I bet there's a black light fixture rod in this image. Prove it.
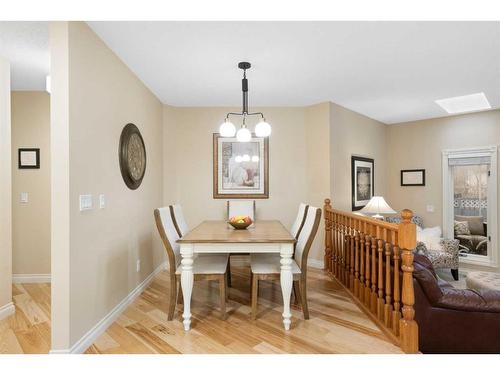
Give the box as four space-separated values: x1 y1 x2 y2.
242 70 248 114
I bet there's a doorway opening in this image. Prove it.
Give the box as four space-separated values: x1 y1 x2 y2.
442 146 498 267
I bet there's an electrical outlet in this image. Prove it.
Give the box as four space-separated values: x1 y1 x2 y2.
136 260 141 273
426 205 435 213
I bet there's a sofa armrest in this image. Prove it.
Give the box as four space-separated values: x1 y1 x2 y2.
436 288 500 313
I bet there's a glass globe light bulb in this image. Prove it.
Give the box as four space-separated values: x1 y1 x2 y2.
251 155 259 162
235 155 242 163
255 120 271 137
236 127 251 142
242 154 250 162
219 120 236 137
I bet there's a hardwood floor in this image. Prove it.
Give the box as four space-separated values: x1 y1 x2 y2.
85 263 402 354
0 263 403 354
0 283 51 354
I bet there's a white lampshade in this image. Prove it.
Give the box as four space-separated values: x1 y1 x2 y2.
360 196 396 218
219 120 236 137
255 120 271 137
236 127 251 142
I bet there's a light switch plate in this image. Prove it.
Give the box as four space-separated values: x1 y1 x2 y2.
426 205 435 213
79 194 93 211
20 192 28 203
99 194 105 209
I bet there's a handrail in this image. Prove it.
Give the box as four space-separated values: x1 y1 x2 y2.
323 198 418 353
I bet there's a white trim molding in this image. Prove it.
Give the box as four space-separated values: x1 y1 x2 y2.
442 145 498 268
49 261 167 354
0 302 15 321
12 274 51 284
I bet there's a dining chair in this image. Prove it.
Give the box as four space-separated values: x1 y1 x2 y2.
291 203 309 239
170 203 189 237
249 206 322 320
154 207 229 320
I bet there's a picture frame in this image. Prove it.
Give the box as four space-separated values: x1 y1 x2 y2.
213 133 269 199
351 156 374 211
401 169 425 186
18 148 40 169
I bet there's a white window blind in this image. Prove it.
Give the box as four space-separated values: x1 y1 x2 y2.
448 156 491 166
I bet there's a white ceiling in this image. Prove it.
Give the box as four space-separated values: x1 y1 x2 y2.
2 21 500 124
0 21 49 91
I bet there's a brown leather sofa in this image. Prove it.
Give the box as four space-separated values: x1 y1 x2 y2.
413 254 500 353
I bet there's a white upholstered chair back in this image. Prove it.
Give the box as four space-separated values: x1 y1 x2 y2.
170 203 189 237
294 206 321 269
227 200 256 227
155 207 181 269
290 203 308 239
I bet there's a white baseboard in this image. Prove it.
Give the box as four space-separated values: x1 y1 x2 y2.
0 302 15 321
50 261 167 354
308 259 324 269
13 274 51 284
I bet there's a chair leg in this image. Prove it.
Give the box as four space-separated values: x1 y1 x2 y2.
225 272 229 301
251 273 259 320
177 277 183 305
293 280 302 307
168 276 177 321
219 275 226 320
292 281 300 305
227 258 232 287
299 278 309 320
451 268 459 281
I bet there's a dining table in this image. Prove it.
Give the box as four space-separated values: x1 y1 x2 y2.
177 220 296 331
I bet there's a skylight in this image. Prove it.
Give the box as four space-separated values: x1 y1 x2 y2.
435 92 491 114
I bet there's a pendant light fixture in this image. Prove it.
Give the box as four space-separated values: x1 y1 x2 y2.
219 62 271 142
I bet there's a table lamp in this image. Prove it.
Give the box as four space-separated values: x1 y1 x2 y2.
360 196 396 219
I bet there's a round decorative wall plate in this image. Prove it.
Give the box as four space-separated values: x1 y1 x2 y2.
119 123 147 190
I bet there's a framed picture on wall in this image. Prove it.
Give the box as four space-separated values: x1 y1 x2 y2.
18 148 40 169
401 169 425 186
213 133 269 199
351 156 374 211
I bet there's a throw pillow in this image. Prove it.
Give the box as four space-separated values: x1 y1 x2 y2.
454 220 471 236
455 215 484 236
417 226 443 251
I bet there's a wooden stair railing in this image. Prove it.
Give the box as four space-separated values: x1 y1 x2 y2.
323 198 418 353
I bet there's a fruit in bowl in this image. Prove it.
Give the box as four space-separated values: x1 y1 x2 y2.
228 215 253 229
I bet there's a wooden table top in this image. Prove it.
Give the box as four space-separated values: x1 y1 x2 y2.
177 220 296 244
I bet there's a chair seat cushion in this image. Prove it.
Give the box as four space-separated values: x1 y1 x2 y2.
175 254 229 275
250 254 301 275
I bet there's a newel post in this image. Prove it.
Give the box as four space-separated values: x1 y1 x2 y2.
324 199 333 272
397 209 419 353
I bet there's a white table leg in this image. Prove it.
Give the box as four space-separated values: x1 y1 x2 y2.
180 244 194 331
280 243 294 330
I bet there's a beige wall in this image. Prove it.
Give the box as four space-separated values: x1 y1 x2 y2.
330 102 388 211
387 109 500 271
163 104 330 262
0 58 12 312
305 103 331 260
11 92 51 276
51 22 164 350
